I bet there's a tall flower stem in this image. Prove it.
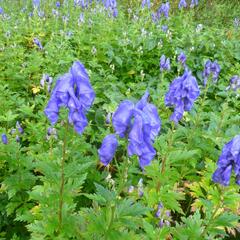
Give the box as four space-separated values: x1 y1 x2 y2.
58 122 68 231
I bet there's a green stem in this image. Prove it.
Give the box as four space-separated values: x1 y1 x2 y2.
58 122 68 231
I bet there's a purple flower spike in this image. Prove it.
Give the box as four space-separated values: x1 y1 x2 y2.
1 134 8 144
229 75 240 91
70 61 95 110
160 55 171 72
16 121 24 134
157 2 170 19
98 134 118 166
165 69 200 124
212 135 240 186
177 52 186 65
141 0 151 9
56 1 60 7
33 38 43 50
68 108 88 134
203 60 221 85
178 0 187 9
112 100 134 138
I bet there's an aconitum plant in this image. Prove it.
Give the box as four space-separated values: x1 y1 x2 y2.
157 2 170 19
160 55 170 72
212 135 240 186
165 69 200 123
44 61 95 134
178 0 187 9
229 75 240 91
177 52 186 66
142 0 151 9
99 91 161 168
1 134 8 144
202 60 221 86
33 38 43 50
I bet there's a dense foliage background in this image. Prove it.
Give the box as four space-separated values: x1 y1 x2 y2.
0 0 239 239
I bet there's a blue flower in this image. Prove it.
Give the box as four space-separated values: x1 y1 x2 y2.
203 60 221 85
32 0 40 8
1 134 8 144
142 0 151 9
98 134 118 166
112 100 135 138
70 61 95 110
177 52 186 65
44 61 95 135
178 0 187 9
157 2 170 19
161 25 168 33
229 75 240 91
160 55 170 72
212 135 240 186
33 38 43 50
16 121 24 134
0 7 4 15
165 69 200 123
190 0 198 8
56 1 61 7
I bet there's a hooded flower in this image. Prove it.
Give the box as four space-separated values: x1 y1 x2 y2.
56 1 61 7
0 7 4 14
212 135 240 186
157 2 170 19
190 0 199 8
229 75 240 91
178 0 187 9
98 134 118 166
44 61 95 135
165 69 200 123
160 55 170 72
203 60 221 85
112 100 134 138
33 0 40 8
33 38 43 50
1 134 8 144
70 61 95 110
142 0 151 9
177 52 186 65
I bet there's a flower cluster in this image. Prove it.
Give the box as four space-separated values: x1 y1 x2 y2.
98 91 161 169
40 74 53 92
202 60 221 86
178 0 187 9
44 61 95 135
155 203 171 228
212 135 240 186
229 75 240 91
33 38 43 50
157 2 170 19
177 52 186 66
160 55 170 72
103 0 118 17
165 69 200 123
141 0 151 9
190 0 199 8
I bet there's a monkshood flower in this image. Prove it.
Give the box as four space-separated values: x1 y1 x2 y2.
228 75 240 91
78 13 84 25
44 61 95 134
16 135 20 143
157 2 170 19
155 203 163 218
16 121 24 134
33 0 40 8
52 9 59 17
190 0 199 8
1 134 8 144
203 60 221 85
112 100 135 138
165 69 200 123
160 55 170 72
56 1 60 7
0 7 3 15
142 0 151 9
38 10 44 18
98 134 118 166
212 135 240 186
33 38 43 50
162 25 168 32
234 18 240 28
177 52 186 65
178 0 187 9
40 74 53 92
